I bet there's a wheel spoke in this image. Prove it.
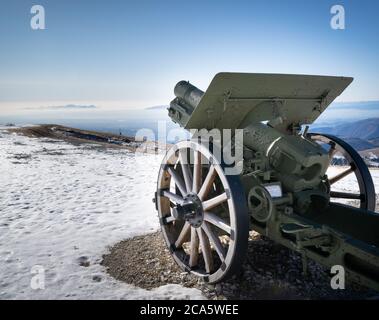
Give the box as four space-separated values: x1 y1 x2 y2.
330 191 363 200
162 190 184 205
197 228 213 273
329 165 355 185
328 143 336 159
189 227 199 267
202 192 228 211
192 150 202 193
158 141 250 283
175 222 191 248
162 215 176 224
167 166 187 196
202 222 225 262
179 149 193 193
203 211 232 234
198 165 217 201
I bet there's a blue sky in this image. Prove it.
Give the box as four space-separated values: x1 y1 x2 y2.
0 0 378 113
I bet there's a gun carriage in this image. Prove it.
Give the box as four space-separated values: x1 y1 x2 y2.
155 73 379 290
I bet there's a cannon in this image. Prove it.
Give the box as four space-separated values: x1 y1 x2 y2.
155 73 379 290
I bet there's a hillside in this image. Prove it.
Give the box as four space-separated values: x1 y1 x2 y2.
0 126 204 299
313 118 379 141
1 126 378 299
5 124 169 154
7 124 136 149
312 118 379 159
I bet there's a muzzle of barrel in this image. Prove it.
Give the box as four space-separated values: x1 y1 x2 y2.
174 80 204 111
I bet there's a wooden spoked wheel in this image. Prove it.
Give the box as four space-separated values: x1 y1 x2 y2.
309 133 376 211
156 140 249 283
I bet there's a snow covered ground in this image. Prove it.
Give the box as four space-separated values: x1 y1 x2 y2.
0 129 204 300
327 166 379 208
1 128 378 300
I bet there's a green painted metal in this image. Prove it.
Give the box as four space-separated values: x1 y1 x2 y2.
169 72 353 131
165 73 379 291
243 122 330 192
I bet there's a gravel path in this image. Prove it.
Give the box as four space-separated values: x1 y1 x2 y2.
102 231 378 300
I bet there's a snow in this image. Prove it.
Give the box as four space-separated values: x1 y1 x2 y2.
1 128 378 300
326 166 379 211
368 152 378 160
327 166 379 207
0 129 205 300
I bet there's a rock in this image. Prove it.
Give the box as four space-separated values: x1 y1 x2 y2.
77 256 90 267
100 231 377 300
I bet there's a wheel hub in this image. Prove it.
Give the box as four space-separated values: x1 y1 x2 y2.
172 193 204 228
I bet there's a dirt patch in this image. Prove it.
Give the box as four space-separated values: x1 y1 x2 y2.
8 125 136 150
7 125 169 154
102 232 196 290
102 231 377 300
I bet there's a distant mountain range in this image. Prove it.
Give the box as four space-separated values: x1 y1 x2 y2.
25 104 98 110
312 118 379 151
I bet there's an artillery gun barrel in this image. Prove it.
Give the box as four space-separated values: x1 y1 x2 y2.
174 80 204 111
243 122 330 192
168 81 205 126
160 73 379 290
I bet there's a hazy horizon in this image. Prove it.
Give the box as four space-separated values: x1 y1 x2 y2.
1 100 379 140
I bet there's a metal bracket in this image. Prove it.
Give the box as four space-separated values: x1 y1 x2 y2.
297 235 332 249
226 97 323 103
